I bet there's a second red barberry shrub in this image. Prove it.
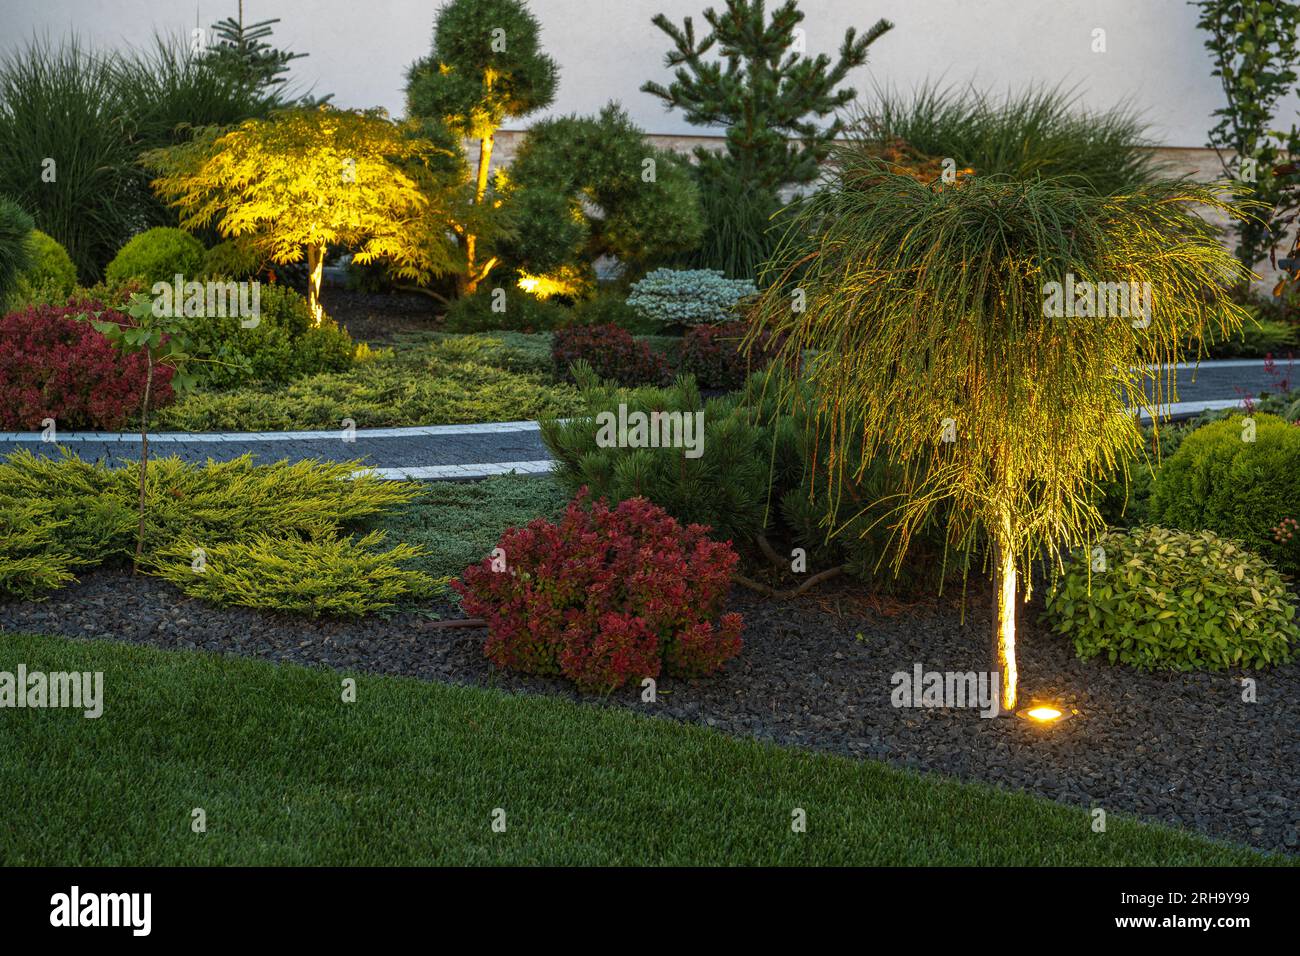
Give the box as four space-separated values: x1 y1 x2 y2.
681 319 787 391
454 490 743 693
552 323 672 387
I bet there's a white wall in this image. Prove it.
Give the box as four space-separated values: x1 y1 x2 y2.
2 0 1296 147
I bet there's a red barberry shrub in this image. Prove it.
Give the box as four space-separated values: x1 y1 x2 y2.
0 301 174 430
454 490 743 692
552 323 672 387
681 319 787 390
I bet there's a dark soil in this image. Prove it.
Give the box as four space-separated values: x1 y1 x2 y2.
325 289 444 344
2 570 1295 858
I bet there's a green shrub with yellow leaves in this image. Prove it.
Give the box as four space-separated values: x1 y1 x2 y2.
1045 525 1299 671
150 531 437 617
0 451 428 615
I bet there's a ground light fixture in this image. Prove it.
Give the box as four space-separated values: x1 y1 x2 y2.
1014 702 1075 724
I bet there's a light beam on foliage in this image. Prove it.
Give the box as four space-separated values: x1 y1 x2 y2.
143 106 460 324
750 150 1257 711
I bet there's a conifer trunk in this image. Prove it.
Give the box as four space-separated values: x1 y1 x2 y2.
991 510 1018 713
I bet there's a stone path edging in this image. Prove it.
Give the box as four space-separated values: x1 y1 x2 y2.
0 359 1291 479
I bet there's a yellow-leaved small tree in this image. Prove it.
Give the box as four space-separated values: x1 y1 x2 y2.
144 105 460 323
752 151 1256 712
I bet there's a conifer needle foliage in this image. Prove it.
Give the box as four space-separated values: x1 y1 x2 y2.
750 151 1256 707
0 451 428 615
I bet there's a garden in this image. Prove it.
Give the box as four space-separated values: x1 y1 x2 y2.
1 0 1300 873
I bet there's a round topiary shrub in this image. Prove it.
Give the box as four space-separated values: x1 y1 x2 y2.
0 301 174 430
0 197 35 307
552 323 672 387
1045 525 1298 670
185 284 355 389
105 227 206 288
454 491 743 693
626 268 757 328
1149 413 1300 573
8 230 77 307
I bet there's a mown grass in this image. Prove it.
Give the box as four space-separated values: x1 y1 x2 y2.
0 632 1285 866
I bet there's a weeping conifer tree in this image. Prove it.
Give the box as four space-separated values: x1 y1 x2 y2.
749 151 1255 711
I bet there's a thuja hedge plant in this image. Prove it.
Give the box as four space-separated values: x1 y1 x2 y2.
1149 413 1300 574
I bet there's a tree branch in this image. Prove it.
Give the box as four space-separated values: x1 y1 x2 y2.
732 565 843 600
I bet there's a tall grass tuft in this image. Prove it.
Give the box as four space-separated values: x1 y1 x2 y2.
854 83 1167 195
0 38 138 281
682 164 791 281
0 34 268 281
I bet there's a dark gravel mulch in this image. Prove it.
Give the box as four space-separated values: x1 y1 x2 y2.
325 289 444 343
2 570 1295 857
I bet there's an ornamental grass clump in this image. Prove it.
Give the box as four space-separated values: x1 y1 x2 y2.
750 147 1255 710
1045 526 1298 670
454 491 743 693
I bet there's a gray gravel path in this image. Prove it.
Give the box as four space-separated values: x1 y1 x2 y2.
0 361 1290 475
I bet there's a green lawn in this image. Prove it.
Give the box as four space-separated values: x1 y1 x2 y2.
0 632 1285 866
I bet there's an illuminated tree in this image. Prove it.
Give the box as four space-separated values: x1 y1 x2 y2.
751 151 1254 711
144 106 459 323
405 0 558 294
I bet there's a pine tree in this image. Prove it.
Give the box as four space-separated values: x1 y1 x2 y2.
642 0 893 195
405 0 558 294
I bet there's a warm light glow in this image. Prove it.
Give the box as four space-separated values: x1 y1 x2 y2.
516 271 582 299
1025 706 1062 722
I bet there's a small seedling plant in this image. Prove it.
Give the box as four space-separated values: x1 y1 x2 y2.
79 293 233 569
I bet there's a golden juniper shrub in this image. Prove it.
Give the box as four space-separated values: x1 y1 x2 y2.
0 452 426 610
149 531 438 617
0 501 82 598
